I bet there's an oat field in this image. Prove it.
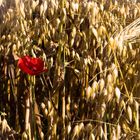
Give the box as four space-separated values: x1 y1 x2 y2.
0 0 140 139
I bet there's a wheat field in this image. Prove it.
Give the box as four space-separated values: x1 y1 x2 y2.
0 0 140 139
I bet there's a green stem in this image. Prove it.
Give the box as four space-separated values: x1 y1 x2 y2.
25 75 36 140
30 75 36 140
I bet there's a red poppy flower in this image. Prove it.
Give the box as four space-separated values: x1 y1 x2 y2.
18 56 47 75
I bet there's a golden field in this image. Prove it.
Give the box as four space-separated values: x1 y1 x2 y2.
0 0 140 139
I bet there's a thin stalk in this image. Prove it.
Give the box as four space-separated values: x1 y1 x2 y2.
62 43 66 140
62 88 65 140
30 75 36 140
113 51 130 98
25 75 36 140
25 91 31 140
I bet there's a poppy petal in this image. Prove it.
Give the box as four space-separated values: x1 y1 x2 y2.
18 58 35 75
18 56 47 75
31 57 44 71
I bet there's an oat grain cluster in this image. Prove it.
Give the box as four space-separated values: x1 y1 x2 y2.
0 0 140 139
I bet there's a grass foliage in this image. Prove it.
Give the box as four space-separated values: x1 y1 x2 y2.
0 0 140 139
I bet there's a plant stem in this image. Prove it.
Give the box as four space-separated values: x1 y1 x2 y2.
62 90 65 140
25 91 31 140
25 75 36 140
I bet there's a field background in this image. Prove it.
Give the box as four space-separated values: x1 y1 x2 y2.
0 0 140 139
